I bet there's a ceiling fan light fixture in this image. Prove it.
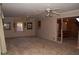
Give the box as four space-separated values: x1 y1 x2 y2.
46 8 52 12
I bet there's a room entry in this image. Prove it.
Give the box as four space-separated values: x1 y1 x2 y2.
57 17 79 47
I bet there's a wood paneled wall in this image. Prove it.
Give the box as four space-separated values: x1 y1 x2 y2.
57 16 79 38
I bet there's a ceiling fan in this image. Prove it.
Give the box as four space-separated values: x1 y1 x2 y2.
45 8 61 17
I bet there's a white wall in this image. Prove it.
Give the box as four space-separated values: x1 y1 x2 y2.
37 15 58 42
0 5 1 55
0 16 7 54
4 17 36 38
0 5 7 54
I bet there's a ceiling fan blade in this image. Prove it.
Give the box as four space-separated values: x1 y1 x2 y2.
52 11 60 14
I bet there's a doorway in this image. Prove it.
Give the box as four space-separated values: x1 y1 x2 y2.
57 17 79 47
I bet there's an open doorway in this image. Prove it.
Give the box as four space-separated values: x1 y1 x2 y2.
57 16 79 47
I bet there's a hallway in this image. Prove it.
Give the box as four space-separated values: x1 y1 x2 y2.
5 37 79 55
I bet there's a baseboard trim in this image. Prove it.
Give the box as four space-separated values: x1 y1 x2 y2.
5 36 36 39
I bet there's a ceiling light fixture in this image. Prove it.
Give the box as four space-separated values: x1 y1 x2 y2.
76 18 79 22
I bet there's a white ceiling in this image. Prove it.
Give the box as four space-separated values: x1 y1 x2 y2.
2 3 79 17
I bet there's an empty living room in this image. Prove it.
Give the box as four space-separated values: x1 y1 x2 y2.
0 3 79 55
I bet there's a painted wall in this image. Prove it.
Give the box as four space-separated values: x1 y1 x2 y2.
36 15 58 42
0 5 7 54
4 17 36 38
0 6 1 55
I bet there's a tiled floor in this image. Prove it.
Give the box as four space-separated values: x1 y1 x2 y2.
5 37 79 55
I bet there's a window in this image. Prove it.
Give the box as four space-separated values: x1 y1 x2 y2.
16 22 23 31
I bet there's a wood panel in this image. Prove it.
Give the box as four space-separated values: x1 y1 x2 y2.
57 17 79 38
